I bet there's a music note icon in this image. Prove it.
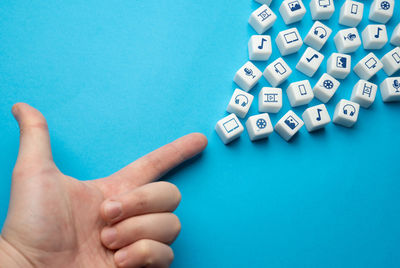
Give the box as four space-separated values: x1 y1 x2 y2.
258 38 267 49
316 108 322 121
375 27 382 38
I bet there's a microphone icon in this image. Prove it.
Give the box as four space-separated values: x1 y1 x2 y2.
393 79 400 93
244 68 256 79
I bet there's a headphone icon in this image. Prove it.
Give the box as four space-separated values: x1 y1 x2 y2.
235 94 249 107
343 104 356 116
313 26 327 39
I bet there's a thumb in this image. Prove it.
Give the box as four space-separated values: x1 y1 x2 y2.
12 103 54 170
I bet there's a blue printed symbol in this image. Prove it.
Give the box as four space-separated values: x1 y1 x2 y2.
393 79 400 93
288 1 301 11
234 94 249 107
256 119 267 129
362 83 373 97
223 118 239 133
365 57 378 69
244 68 256 79
258 9 271 21
380 1 390 10
319 0 331 7
284 115 299 130
264 93 278 103
323 80 334 89
336 56 347 68
343 104 356 117
274 62 287 75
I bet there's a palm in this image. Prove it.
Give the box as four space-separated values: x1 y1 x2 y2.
1 103 207 268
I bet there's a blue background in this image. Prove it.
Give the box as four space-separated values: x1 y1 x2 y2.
1 0 400 267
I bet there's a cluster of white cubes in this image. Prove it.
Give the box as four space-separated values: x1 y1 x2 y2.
215 0 400 145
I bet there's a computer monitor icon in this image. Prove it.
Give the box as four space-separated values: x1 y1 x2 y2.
319 0 330 7
365 58 377 69
223 118 239 134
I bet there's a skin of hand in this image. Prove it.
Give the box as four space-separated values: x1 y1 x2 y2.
0 103 207 268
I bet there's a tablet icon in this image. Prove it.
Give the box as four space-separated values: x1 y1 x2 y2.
223 118 239 133
284 31 299 44
274 62 287 75
365 57 377 69
392 52 400 64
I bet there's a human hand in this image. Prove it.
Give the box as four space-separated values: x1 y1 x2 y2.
0 103 207 268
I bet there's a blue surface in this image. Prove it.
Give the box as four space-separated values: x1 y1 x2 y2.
1 0 400 267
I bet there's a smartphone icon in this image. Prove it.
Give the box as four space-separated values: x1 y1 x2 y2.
392 52 400 64
298 84 307 95
351 4 358 14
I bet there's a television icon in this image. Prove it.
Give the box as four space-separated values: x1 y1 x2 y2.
319 0 331 7
284 31 299 44
223 118 239 134
365 57 377 69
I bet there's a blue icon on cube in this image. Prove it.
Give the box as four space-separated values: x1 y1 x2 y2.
365 57 378 69
284 115 299 130
288 1 302 11
258 9 271 21
362 84 373 97
393 79 400 93
284 31 299 44
351 4 358 14
343 104 356 116
264 93 278 103
234 94 249 107
319 0 331 7
223 118 239 133
274 62 287 75
336 56 347 68
392 52 400 64
323 80 334 89
380 1 390 10
256 119 267 129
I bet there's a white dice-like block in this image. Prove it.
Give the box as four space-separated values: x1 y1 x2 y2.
327 53 352 79
286 80 314 107
274 110 304 141
353 52 383 80
279 0 306 25
255 0 272 6
258 87 283 113
333 99 360 128
350 80 378 108
304 21 332 51
361 25 388 50
215 114 244 144
233 61 262 92
296 47 324 77
339 1 364 27
226 89 254 118
248 35 272 61
380 77 400 102
302 104 331 132
245 113 274 141
381 47 400 76
334 28 361 53
263 58 292 87
369 0 394 24
309 0 335 20
275 28 303 56
313 73 340 103
249 5 277 34
390 23 400 46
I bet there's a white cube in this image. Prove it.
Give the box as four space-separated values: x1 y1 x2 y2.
279 0 307 25
296 47 324 77
369 0 394 24
353 52 383 80
380 77 400 102
334 28 361 53
274 110 304 141
286 80 314 107
215 114 244 144
333 99 360 128
258 87 283 113
361 25 388 50
304 21 332 51
275 28 303 56
226 89 254 119
381 46 400 76
327 53 352 79
263 58 292 87
233 61 262 92
302 104 331 132
248 35 272 61
339 1 364 27
309 0 335 20
255 0 272 5
245 113 274 141
350 80 378 108
390 23 400 46
313 73 341 103
249 5 277 34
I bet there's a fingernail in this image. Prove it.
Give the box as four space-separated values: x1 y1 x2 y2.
115 249 127 265
101 227 117 245
104 201 122 220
